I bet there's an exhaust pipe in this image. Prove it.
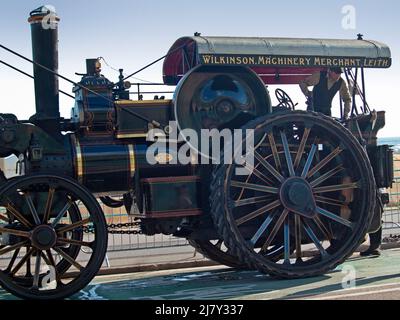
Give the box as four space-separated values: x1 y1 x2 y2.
28 6 60 135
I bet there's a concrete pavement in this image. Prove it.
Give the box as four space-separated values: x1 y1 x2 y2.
1 246 400 300
70 248 400 300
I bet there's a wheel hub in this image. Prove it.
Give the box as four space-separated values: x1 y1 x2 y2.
30 225 57 250
216 99 236 119
280 177 316 218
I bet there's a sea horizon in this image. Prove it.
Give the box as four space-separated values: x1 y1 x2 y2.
379 137 400 154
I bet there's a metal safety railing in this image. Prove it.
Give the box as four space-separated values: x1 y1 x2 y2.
103 205 188 253
383 157 400 233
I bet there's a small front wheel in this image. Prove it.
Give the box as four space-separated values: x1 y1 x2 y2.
0 175 108 300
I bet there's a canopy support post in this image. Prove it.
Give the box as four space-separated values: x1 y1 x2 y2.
352 68 359 115
361 67 367 113
340 96 344 119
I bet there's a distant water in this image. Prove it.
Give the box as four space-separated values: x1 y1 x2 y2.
378 137 400 154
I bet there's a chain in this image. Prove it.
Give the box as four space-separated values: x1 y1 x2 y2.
82 221 143 235
383 234 400 243
107 222 143 235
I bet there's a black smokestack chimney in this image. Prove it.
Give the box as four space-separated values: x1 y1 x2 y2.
28 5 60 135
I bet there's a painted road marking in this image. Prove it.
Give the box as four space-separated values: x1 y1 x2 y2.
286 281 400 300
306 287 400 300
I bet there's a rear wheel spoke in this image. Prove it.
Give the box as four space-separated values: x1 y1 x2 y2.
250 211 276 246
280 131 295 177
283 218 291 264
310 165 345 188
313 216 334 241
294 127 311 170
261 209 289 252
303 219 329 258
316 206 354 229
294 215 302 261
244 163 275 186
254 151 285 182
236 200 281 226
301 144 317 178
307 147 342 178
313 182 359 194
230 180 279 194
268 133 282 171
315 195 347 207
234 195 273 208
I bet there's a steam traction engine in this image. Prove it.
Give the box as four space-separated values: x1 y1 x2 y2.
0 7 394 299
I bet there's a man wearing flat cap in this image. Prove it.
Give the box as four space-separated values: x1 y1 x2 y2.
300 67 352 119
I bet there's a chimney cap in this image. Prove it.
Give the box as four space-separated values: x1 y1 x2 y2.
28 5 59 23
30 5 57 17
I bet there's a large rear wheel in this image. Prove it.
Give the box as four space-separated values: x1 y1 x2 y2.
211 111 376 278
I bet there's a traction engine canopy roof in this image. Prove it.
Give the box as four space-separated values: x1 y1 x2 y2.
163 36 392 85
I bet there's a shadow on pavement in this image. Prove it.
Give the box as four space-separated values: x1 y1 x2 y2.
283 273 400 299
70 267 334 300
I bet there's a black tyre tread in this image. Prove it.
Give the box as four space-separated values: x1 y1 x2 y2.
188 239 250 269
210 110 376 279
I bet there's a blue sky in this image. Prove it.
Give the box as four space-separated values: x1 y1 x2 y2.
0 0 399 136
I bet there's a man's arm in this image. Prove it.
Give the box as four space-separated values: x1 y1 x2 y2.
299 72 320 97
340 80 352 119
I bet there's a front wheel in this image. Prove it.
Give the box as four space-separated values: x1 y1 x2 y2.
0 175 108 300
